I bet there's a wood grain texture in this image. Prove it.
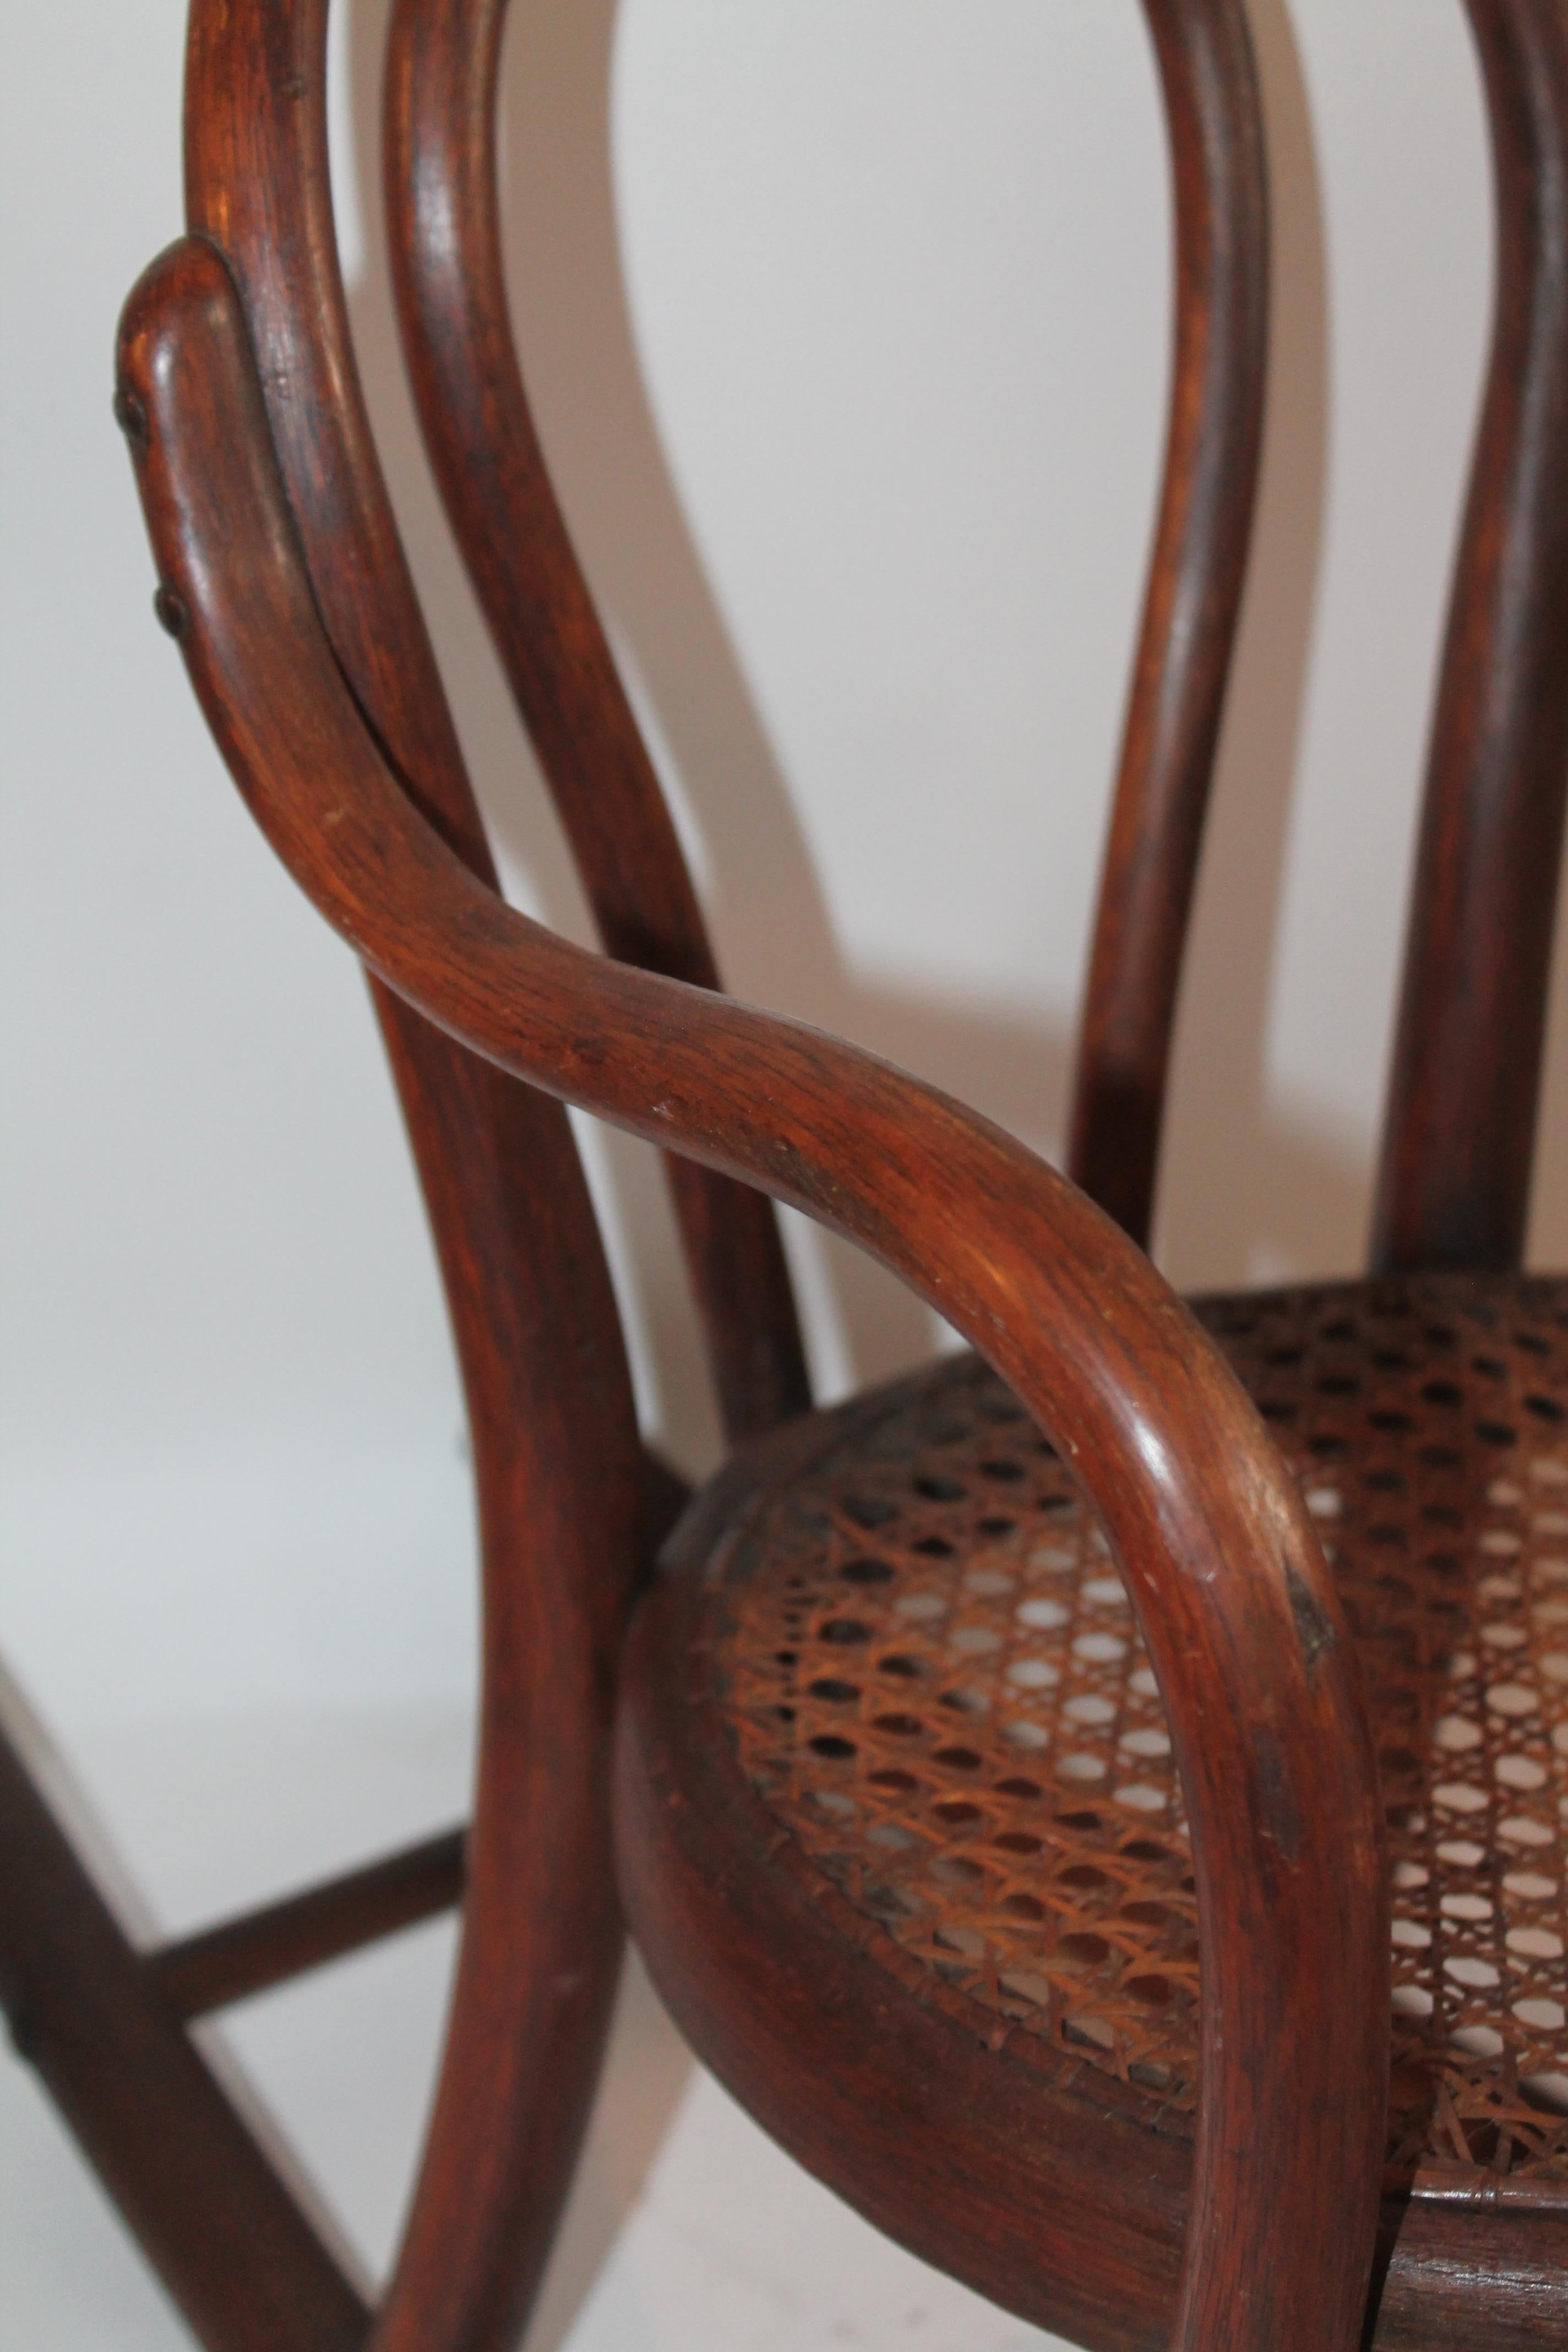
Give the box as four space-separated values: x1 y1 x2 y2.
617 1390 1568 2350
618 1395 1190 2352
1367 2197 1568 2350
1068 0 1268 1248
178 10 646 2347
384 0 810 1443
0 1721 370 2352
117 232 1390 2352
147 1828 466 2022
1374 0 1568 1275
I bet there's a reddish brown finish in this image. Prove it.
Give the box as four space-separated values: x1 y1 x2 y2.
1367 2198 1568 2351
384 0 809 1443
0 1722 370 2352
43 1 1568 2344
116 233 1389 2352
182 9 646 2348
1069 0 1268 1248
618 1392 1191 2352
1375 0 1568 1275
621 1272 1568 2349
10 10 696 2348
665 1281 1568 2184
148 1828 466 2022
617 1362 1568 2350
366 1017 638 2352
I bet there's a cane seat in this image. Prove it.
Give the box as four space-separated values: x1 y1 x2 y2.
619 1268 1568 2346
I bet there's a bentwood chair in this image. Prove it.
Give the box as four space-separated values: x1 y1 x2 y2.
7 0 1568 2346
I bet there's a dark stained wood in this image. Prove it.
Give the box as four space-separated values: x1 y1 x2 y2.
70 2 1568 2342
1368 2196 1568 2351
179 12 647 2349
617 1387 1568 2351
639 1445 694 1565
148 1828 466 2021
1374 0 1568 1275
0 1719 370 2352
364 1007 639 2352
1 9 700 2346
1069 0 1268 1248
617 1391 1190 2352
116 233 1390 2351
383 0 810 1444
184 0 484 873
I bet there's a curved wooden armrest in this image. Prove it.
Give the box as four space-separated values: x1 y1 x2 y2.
117 235 1387 2352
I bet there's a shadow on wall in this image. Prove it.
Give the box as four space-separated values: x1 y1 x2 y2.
342 0 1394 1483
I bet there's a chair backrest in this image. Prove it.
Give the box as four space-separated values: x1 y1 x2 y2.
382 0 1275 1284
183 0 808 1453
1370 0 1568 1272
186 0 1568 1484
242 0 1568 1327
1082 0 1568 1275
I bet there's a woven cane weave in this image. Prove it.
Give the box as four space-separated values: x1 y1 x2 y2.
710 1272 1568 2187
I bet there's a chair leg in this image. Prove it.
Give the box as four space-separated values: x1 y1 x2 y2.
148 1826 467 2020
0 1719 371 2352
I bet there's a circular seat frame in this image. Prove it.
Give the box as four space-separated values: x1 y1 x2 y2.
619 1271 1568 2351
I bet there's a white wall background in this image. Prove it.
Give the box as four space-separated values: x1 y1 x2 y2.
3 3 1563 2343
